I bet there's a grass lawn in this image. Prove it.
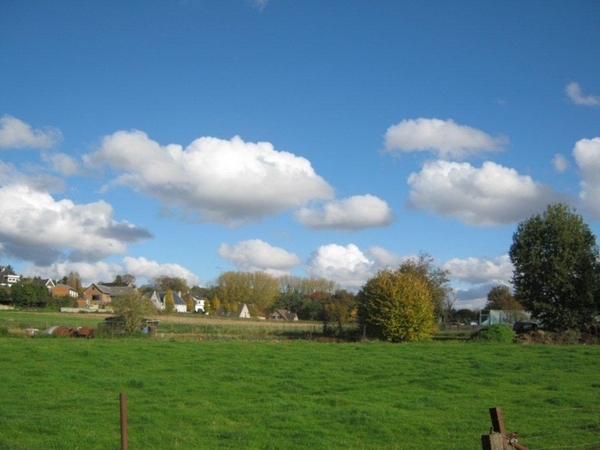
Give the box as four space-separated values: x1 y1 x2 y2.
1 338 599 449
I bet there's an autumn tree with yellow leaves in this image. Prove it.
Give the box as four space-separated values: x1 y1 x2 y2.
357 269 437 342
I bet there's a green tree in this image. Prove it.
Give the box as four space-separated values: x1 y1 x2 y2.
322 291 356 335
509 203 600 331
113 274 136 286
0 286 11 305
484 285 523 311
122 274 136 286
154 276 189 293
272 290 304 313
66 272 83 294
9 283 27 307
278 275 337 296
297 296 324 320
48 295 77 309
357 269 437 342
397 253 453 322
215 271 279 312
112 293 157 335
10 283 50 308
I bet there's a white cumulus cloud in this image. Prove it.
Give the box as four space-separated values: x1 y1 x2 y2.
306 243 376 289
443 255 513 286
444 254 514 310
22 261 124 287
0 160 65 193
407 160 568 226
21 257 199 287
83 130 334 226
364 246 405 268
573 137 600 218
0 184 152 265
566 82 600 107
294 195 395 231
42 152 83 176
123 256 200 287
0 115 63 149
218 239 301 275
384 118 507 159
552 154 569 173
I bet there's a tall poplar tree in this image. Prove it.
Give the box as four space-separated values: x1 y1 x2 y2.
509 204 600 331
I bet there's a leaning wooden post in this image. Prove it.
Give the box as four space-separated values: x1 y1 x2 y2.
120 392 128 450
481 433 504 450
482 407 529 450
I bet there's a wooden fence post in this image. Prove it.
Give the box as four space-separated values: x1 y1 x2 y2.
120 392 128 450
481 433 504 450
481 407 529 450
489 407 510 450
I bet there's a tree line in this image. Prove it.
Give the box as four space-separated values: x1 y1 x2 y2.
2 203 599 341
356 203 600 342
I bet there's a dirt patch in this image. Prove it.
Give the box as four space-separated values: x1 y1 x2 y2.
517 329 598 345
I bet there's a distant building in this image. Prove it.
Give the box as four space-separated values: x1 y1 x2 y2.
53 284 78 298
270 309 298 321
0 267 19 287
234 303 251 318
32 278 56 292
83 283 136 307
150 291 188 313
479 309 530 326
182 292 206 313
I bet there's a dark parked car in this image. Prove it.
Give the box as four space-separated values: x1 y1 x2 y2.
513 322 538 333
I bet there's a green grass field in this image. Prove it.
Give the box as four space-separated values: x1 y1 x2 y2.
1 336 599 449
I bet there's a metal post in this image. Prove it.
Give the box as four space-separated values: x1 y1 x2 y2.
120 393 128 450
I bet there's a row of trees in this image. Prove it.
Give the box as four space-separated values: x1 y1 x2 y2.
0 283 76 309
356 203 600 342
4 203 597 340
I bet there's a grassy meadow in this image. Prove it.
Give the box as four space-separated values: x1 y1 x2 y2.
1 331 600 449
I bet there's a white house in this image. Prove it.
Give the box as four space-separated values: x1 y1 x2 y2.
182 292 206 313
270 309 298 321
150 291 188 313
235 303 251 319
0 267 19 287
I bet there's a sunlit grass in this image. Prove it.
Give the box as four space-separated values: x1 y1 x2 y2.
0 339 599 449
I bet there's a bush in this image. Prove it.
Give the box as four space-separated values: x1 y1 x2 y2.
470 324 514 343
357 269 437 342
47 296 78 309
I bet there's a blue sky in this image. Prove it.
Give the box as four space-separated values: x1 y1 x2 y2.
1 0 599 308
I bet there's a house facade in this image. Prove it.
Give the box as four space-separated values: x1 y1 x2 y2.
53 284 78 298
235 303 251 318
150 291 188 313
181 292 206 313
32 278 56 292
0 267 19 287
270 309 298 321
83 283 136 306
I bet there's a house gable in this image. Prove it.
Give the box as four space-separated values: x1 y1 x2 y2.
235 303 251 318
270 309 298 321
83 284 136 304
151 290 188 313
